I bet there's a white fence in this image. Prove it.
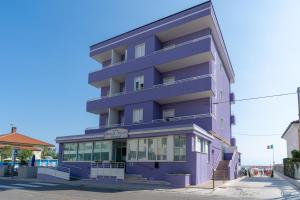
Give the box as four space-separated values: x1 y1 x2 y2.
38 166 70 180
90 162 125 180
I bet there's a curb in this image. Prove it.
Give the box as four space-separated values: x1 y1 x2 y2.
0 176 172 191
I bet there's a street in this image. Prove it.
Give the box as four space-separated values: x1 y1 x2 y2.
0 174 299 200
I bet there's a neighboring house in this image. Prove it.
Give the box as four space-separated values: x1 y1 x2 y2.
0 127 54 160
56 1 240 186
282 120 300 158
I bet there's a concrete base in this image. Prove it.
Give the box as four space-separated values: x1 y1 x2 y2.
0 166 8 177
18 166 37 178
165 173 191 187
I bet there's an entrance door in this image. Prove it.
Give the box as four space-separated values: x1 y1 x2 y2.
113 141 127 162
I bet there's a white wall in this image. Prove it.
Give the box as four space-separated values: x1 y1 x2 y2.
283 124 299 158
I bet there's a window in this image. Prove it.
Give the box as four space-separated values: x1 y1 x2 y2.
157 137 167 160
63 143 78 161
93 141 111 161
134 76 144 91
162 109 175 120
138 138 147 160
135 43 145 58
127 139 138 161
148 138 157 160
195 137 201 152
163 76 175 85
221 118 224 129
201 139 209 154
220 91 223 101
174 136 186 161
77 142 93 161
133 108 143 123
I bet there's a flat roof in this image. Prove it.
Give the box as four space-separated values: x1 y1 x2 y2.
90 1 211 49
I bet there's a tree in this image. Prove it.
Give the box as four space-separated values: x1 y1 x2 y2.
0 146 12 161
41 147 57 159
17 150 32 165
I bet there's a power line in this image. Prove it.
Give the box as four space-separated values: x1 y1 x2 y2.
214 92 296 104
233 133 282 136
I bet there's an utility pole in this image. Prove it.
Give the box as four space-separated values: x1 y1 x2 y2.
297 87 300 154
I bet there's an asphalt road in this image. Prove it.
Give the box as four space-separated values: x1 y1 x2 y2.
0 178 249 200
0 175 298 200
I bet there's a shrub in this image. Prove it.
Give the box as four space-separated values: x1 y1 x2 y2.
292 150 300 159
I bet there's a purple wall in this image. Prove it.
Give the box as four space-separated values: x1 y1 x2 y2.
210 40 232 143
161 98 210 117
162 62 209 81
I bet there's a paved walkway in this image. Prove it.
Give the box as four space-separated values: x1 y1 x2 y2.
213 174 300 199
1 174 300 199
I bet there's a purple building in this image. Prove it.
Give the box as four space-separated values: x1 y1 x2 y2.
56 1 240 187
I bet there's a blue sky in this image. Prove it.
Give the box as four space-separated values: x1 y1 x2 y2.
0 0 299 165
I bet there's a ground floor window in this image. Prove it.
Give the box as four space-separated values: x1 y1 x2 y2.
78 142 93 161
127 139 138 161
127 136 176 162
195 136 209 154
157 137 167 160
63 143 78 161
174 136 186 161
93 141 111 161
138 138 147 160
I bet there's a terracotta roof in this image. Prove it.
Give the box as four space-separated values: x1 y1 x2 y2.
0 145 41 151
0 128 54 147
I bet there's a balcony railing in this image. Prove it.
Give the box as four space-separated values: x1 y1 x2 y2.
86 113 211 131
89 34 212 73
88 74 212 102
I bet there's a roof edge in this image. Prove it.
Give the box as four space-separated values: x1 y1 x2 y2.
89 1 211 49
281 120 299 139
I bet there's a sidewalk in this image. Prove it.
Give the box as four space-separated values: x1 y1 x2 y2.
275 171 300 189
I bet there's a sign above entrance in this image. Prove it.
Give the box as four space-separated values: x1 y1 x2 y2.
104 128 128 139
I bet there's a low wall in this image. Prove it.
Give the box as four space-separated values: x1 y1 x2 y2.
18 167 37 178
165 174 191 187
37 167 70 180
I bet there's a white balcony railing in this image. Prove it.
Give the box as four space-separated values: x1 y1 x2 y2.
86 113 211 131
88 74 212 102
89 34 212 73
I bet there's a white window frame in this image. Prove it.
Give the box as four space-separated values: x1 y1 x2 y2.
133 108 143 123
134 75 144 91
135 43 145 58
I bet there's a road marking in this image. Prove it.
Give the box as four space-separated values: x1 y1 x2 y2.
13 183 42 188
0 184 22 189
33 182 59 186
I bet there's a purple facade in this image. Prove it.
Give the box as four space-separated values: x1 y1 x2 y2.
56 1 240 187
